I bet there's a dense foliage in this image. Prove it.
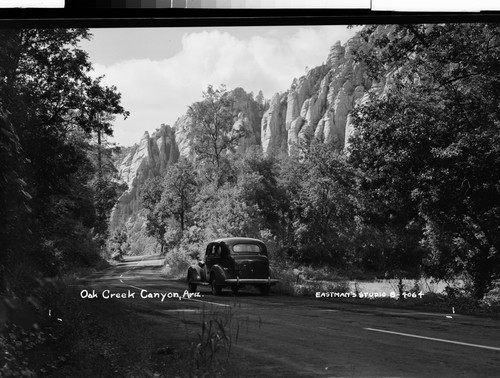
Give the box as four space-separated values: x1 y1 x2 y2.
0 29 128 295
187 85 250 187
349 23 500 298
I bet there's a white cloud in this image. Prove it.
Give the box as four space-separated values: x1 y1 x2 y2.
91 26 359 146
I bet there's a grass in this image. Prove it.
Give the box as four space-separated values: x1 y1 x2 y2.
2 274 183 377
184 304 244 377
273 267 351 296
2 271 251 377
10 280 159 377
271 265 500 316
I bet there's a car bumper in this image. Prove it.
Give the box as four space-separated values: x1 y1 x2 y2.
224 278 279 285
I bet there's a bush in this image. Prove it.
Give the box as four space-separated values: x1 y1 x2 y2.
294 280 351 297
272 269 298 296
480 281 500 310
163 242 203 279
444 285 480 312
273 266 351 297
188 306 238 373
123 214 160 256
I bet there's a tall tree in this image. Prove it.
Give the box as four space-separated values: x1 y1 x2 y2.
0 111 31 285
158 159 198 234
350 23 500 298
0 28 128 283
141 160 198 253
255 90 268 115
187 85 246 187
141 176 167 253
88 112 128 245
235 147 284 236
286 142 358 265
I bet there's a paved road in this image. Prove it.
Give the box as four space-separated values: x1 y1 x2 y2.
79 255 500 377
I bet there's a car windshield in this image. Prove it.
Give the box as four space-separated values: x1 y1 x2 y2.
232 243 262 255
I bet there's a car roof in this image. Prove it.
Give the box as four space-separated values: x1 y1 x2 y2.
212 237 264 245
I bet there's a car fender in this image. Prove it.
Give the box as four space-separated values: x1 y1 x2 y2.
188 265 204 282
210 265 228 285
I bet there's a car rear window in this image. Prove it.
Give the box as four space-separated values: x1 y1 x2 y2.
232 244 262 254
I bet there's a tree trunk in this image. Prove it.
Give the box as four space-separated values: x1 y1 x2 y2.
97 119 102 181
469 246 495 300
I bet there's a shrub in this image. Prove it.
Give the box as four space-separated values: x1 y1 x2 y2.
480 280 500 310
273 266 351 297
163 242 203 279
181 303 250 377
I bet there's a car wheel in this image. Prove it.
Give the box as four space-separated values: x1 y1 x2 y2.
211 279 222 296
259 285 270 296
187 274 197 293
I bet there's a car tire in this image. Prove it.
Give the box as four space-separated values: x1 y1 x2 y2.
187 274 197 293
259 285 270 296
211 279 222 296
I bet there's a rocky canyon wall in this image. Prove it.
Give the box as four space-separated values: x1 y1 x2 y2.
110 124 179 231
111 27 391 231
260 30 390 156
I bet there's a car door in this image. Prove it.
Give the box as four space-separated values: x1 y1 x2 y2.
204 243 216 278
202 243 213 281
206 243 222 281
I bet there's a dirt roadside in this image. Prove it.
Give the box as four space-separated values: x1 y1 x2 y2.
15 284 305 378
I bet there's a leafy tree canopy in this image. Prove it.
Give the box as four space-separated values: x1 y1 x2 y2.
0 28 129 288
350 23 500 298
187 84 247 187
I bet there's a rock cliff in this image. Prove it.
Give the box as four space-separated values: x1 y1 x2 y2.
260 29 389 156
110 124 179 231
173 114 193 158
261 92 288 155
230 87 262 152
112 27 392 230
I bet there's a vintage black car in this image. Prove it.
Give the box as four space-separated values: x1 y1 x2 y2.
187 237 279 295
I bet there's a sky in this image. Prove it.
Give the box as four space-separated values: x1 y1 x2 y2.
79 25 361 147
